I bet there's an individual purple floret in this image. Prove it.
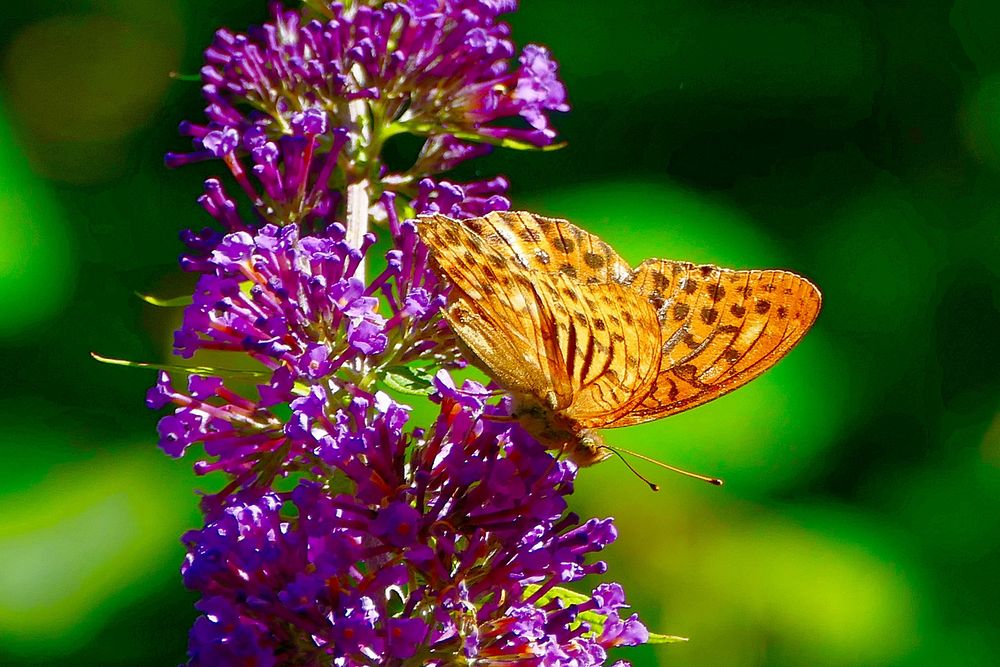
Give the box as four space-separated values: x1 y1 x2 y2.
181 374 646 665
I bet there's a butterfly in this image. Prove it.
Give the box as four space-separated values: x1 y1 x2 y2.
418 210 822 475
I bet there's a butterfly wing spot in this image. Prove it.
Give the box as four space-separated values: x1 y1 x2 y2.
559 264 578 278
700 307 719 325
651 271 670 292
674 364 700 381
755 299 771 314
731 304 746 317
666 378 679 400
673 303 690 321
518 227 543 243
707 283 726 301
552 237 575 253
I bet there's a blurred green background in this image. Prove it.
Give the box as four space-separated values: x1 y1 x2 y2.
1 0 997 664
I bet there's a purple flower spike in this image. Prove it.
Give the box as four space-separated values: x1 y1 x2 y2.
169 0 563 253
152 1 655 665
178 381 647 664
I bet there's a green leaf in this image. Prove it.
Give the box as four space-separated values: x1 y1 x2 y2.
381 365 436 395
647 632 689 644
169 72 201 83
90 353 270 380
136 291 192 307
527 584 590 606
391 122 567 152
523 584 687 644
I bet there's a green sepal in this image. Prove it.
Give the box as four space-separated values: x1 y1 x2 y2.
381 365 436 396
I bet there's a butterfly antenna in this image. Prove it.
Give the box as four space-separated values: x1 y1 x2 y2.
601 447 660 492
604 445 724 486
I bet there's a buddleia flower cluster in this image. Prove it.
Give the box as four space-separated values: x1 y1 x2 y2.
147 1 669 664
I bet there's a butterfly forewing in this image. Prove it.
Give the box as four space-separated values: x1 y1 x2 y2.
461 211 632 284
420 215 575 407
607 259 822 427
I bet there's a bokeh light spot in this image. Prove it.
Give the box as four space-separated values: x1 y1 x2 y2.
0 448 197 659
2 13 180 181
0 107 74 338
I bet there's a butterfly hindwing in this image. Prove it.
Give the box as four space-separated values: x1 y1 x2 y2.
532 271 662 427
606 259 822 427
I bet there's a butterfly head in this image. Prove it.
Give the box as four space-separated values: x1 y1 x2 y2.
509 394 611 467
568 429 613 467
516 416 611 467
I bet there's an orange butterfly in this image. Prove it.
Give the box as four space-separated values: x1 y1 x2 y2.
419 211 821 477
